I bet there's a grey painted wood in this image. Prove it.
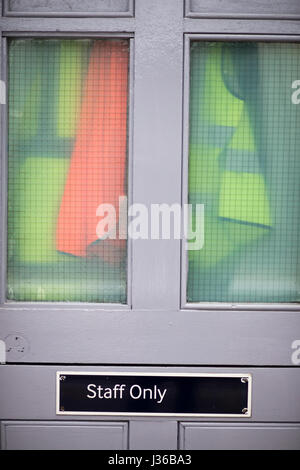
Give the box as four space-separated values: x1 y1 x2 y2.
185 0 300 19
179 423 300 450
4 0 134 17
0 365 300 423
183 19 300 35
1 421 128 450
1 15 300 36
131 0 183 310
129 420 178 450
0 18 136 32
1 308 300 365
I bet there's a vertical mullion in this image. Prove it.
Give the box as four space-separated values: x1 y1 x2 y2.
132 0 184 310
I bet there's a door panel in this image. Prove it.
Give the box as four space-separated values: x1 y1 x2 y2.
129 421 178 450
185 0 300 19
1 421 128 450
179 423 300 450
3 0 134 17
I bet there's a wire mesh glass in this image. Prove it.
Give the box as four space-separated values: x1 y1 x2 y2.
7 38 129 303
188 41 300 303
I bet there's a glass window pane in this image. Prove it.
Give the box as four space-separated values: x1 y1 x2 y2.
7 39 129 303
188 41 300 303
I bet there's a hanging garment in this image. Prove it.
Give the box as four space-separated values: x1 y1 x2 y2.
57 40 90 138
9 39 42 140
7 39 128 303
56 40 129 263
228 43 300 302
218 108 272 228
218 42 271 229
188 43 271 272
13 157 69 263
9 40 70 265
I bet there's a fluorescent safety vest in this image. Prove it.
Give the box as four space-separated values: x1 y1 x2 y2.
189 43 271 268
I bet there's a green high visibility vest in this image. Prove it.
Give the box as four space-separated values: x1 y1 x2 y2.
189 43 271 268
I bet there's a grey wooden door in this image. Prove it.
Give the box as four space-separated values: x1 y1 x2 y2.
0 0 300 450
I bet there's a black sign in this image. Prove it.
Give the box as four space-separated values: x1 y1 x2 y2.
57 372 251 417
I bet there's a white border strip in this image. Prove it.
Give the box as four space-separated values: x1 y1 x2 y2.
56 371 252 418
